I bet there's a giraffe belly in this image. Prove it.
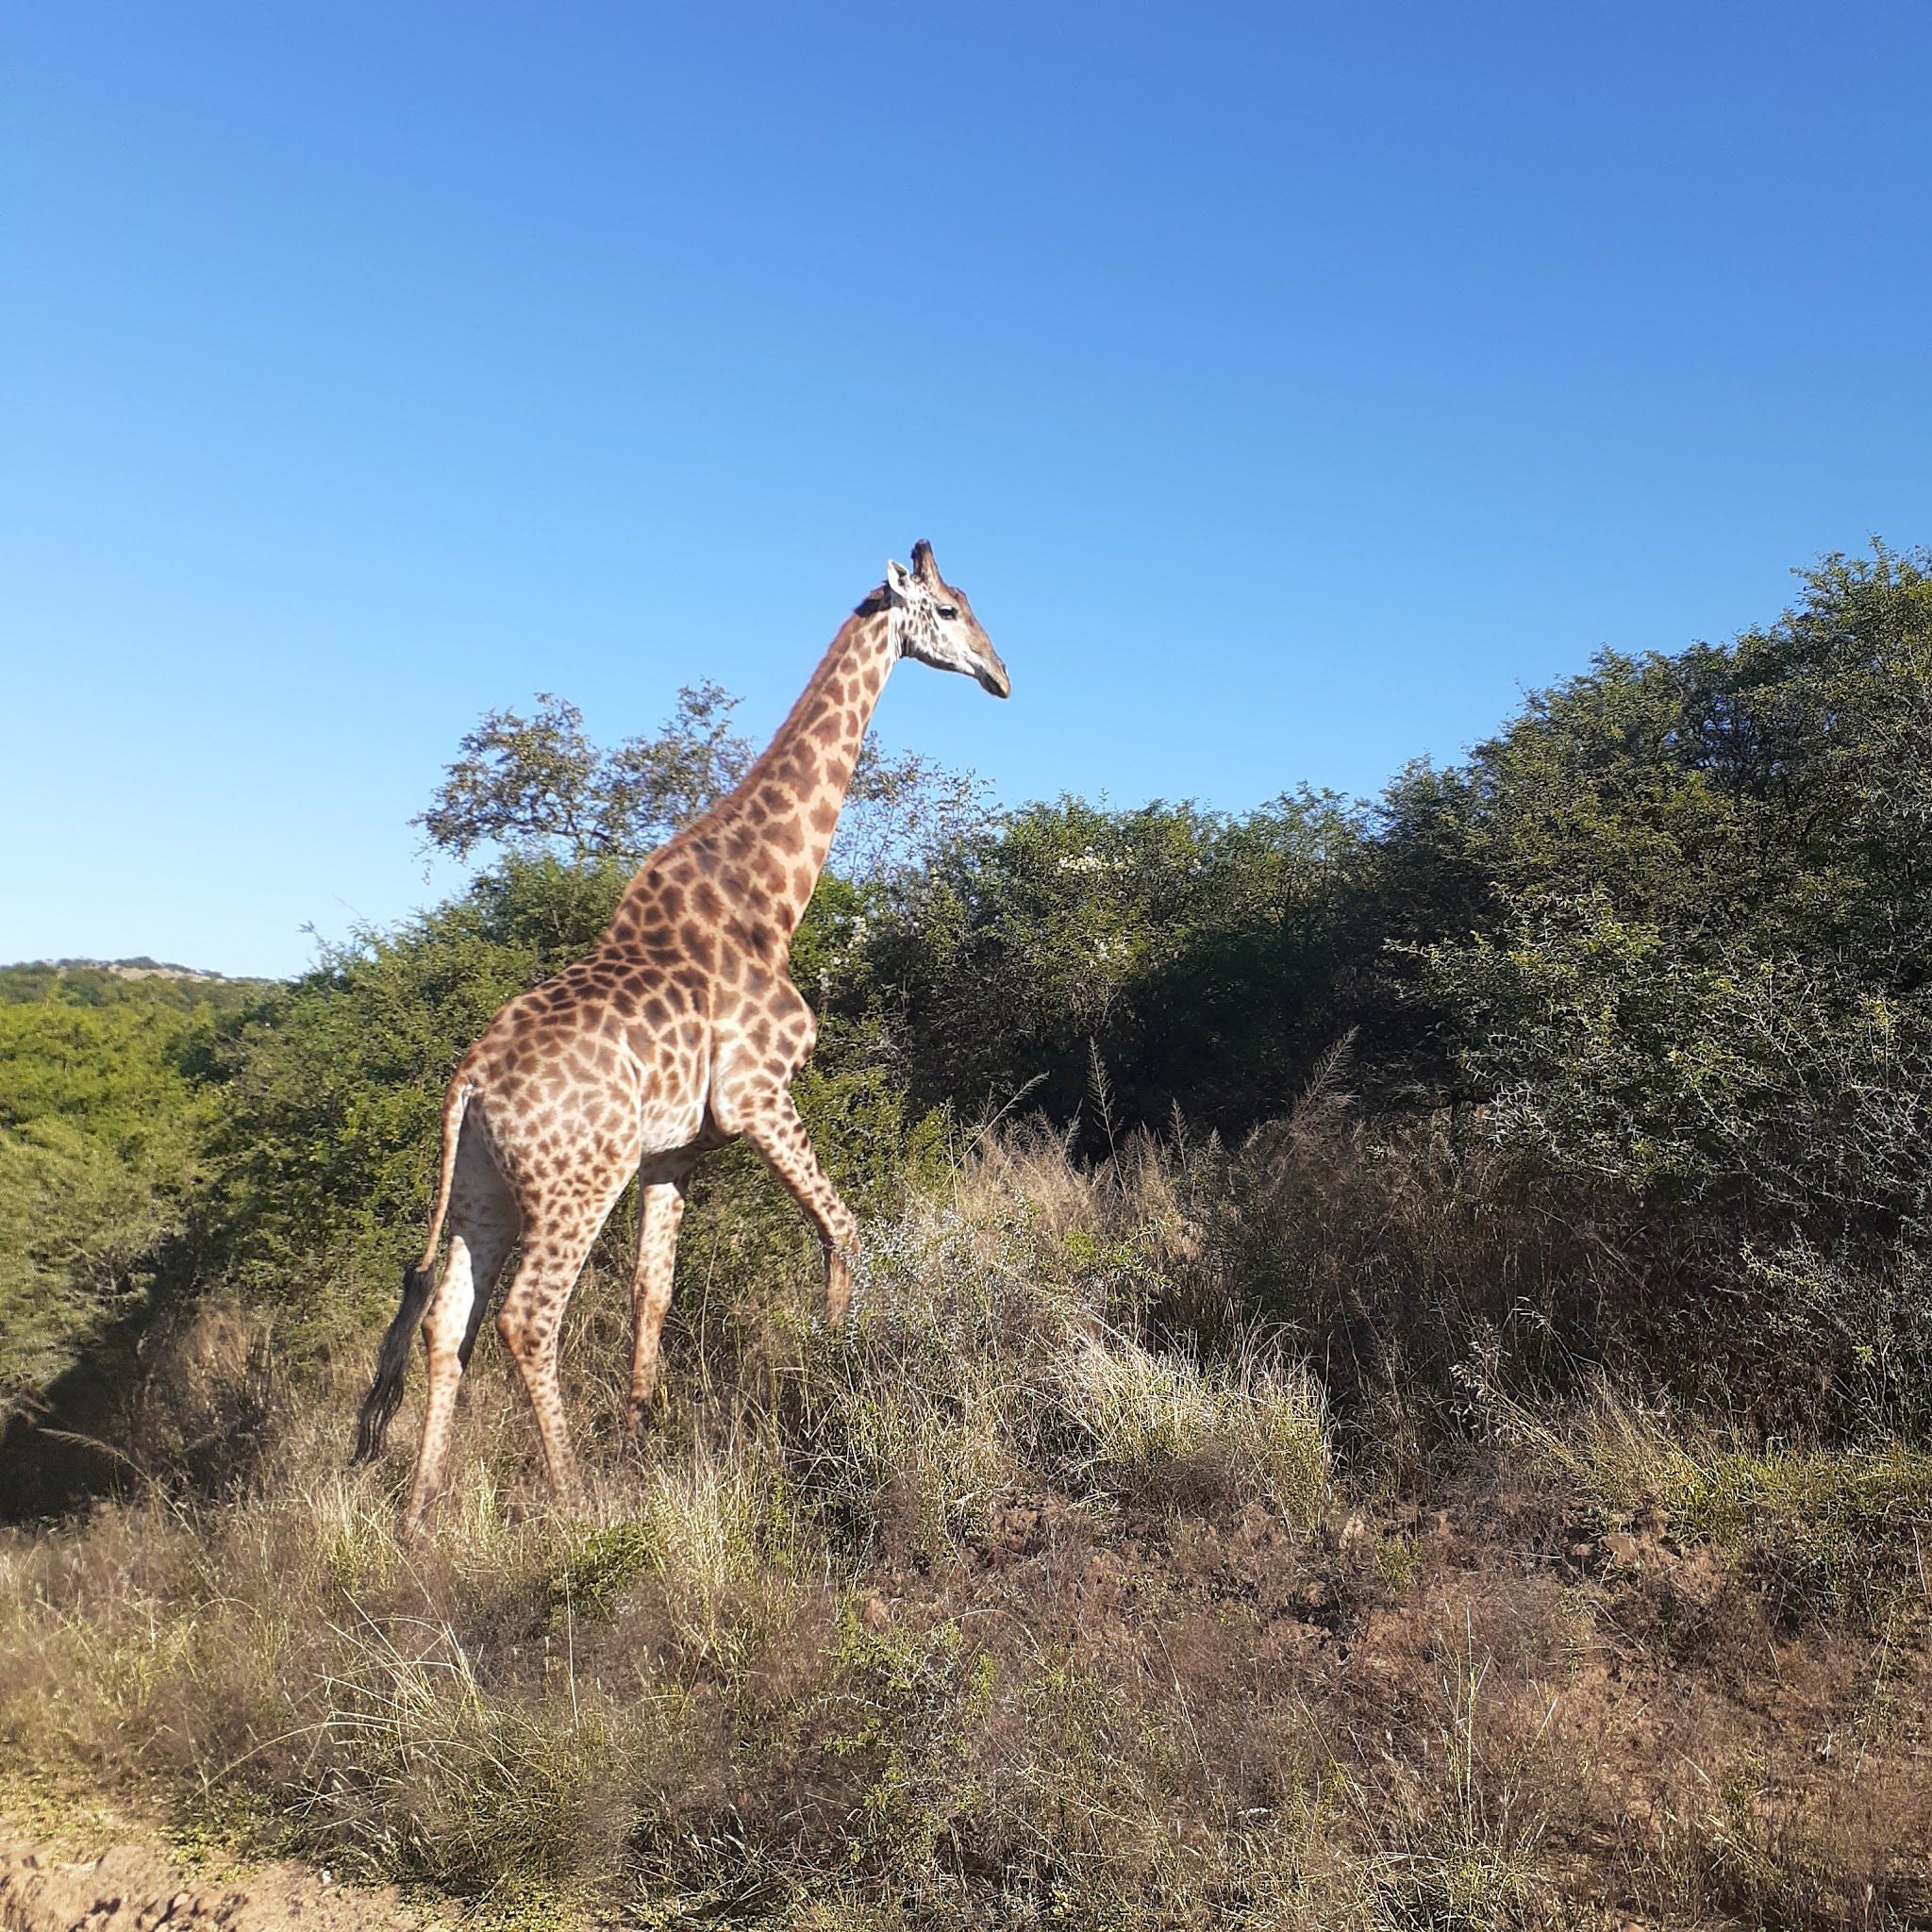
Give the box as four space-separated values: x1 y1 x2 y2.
637 1087 711 1157
624 1010 719 1156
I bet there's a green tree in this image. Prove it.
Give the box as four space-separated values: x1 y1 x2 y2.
0 997 225 1421
866 791 1378 1138
1418 544 1932 1216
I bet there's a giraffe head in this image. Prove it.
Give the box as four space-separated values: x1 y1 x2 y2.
883 540 1009 698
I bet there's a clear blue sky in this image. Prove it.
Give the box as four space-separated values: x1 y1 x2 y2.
5 3 1929 978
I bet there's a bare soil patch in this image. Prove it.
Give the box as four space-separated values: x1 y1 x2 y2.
0 1835 446 1932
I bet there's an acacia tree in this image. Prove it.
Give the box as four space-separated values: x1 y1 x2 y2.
416 683 989 879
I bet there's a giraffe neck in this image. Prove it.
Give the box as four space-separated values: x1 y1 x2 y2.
620 605 899 945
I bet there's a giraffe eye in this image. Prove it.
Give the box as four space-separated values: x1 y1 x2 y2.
938 605 958 620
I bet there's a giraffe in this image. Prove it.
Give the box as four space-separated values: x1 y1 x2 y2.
353 541 1008 1526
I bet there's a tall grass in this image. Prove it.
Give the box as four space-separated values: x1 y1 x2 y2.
3 1128 1928 1926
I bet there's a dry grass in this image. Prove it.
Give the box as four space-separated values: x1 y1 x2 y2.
1054 1328 1330 1527
3 1132 1930 1927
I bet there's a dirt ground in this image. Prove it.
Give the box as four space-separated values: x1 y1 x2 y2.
0 1837 446 1932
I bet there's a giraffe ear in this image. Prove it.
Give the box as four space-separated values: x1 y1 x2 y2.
884 559 913 602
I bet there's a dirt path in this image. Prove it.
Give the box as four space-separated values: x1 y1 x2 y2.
0 1838 448 1932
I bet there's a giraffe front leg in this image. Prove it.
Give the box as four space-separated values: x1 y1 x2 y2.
627 1154 695 1434
738 1087 859 1323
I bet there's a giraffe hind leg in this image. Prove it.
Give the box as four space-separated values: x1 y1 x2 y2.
395 1128 518 1528
495 1188 626 1510
354 1112 508 1470
627 1153 696 1434
404 1205 519 1527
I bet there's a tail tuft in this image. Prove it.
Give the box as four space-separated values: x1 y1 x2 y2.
353 1263 436 1463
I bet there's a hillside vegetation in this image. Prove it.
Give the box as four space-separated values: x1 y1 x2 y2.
2 546 1929 1926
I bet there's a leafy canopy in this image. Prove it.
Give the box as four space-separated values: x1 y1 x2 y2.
417 684 990 880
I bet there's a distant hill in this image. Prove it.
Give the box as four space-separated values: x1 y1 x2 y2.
0 958 283 1012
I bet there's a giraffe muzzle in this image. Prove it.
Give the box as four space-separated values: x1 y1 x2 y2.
974 652 1011 699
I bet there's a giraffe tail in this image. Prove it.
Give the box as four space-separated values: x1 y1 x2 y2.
353 1082 472 1464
